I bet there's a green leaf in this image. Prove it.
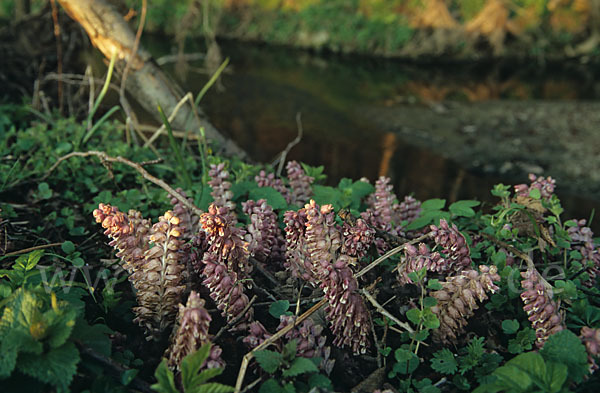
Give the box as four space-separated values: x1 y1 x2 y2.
248 187 288 210
311 185 343 210
269 300 290 319
151 359 178 393
24 250 44 271
449 200 480 217
37 182 53 199
421 199 446 211
282 340 297 361
17 342 80 393
308 373 332 390
529 188 541 199
431 348 458 375
394 348 419 374
545 361 568 393
423 297 437 308
426 279 443 290
61 241 75 255
539 330 589 383
254 349 284 373
406 308 421 325
501 319 519 335
282 357 319 377
189 382 235 393
231 180 256 200
506 351 546 385
491 365 532 391
259 379 284 393
181 344 212 389
46 309 77 348
194 368 224 386
121 369 138 386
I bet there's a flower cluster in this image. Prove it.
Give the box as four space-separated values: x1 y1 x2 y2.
130 211 186 340
242 321 272 349
304 200 371 354
283 209 313 281
580 327 600 373
243 199 280 262
397 195 422 225
286 161 313 205
93 203 151 274
361 177 402 254
169 188 199 240
430 265 500 344
167 291 224 370
208 163 236 212
520 269 564 348
568 219 600 287
341 217 375 259
397 243 446 285
277 315 335 374
94 205 186 339
429 219 472 273
255 170 290 202
514 173 556 200
197 204 253 324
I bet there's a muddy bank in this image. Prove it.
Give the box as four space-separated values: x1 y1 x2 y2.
364 100 600 200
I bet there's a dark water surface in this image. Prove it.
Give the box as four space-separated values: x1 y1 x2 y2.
149 39 600 231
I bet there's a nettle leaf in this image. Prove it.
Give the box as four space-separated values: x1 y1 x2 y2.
449 200 480 217
254 349 284 373
269 300 290 318
17 341 80 393
431 348 458 374
308 373 332 390
249 187 288 210
539 330 589 383
151 359 178 393
393 348 419 374
282 357 319 377
231 180 256 200
46 308 77 348
311 185 343 210
259 378 284 393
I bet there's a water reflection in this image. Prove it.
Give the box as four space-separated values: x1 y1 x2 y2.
151 39 599 231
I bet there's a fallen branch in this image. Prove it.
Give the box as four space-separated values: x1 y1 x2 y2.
2 242 63 257
43 151 202 217
360 288 414 333
275 112 303 177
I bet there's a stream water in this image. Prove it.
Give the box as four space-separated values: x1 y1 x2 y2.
149 39 600 231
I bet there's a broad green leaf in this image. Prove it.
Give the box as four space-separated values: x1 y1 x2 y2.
46 308 77 348
540 330 589 383
545 361 568 393
231 180 256 200
71 320 112 357
423 297 437 308
506 351 546 385
449 200 480 217
194 367 224 386
189 382 235 393
150 359 178 393
311 185 343 210
248 187 288 210
254 349 284 373
181 344 212 389
282 340 298 361
282 357 319 377
529 188 541 199
17 342 80 393
492 365 532 391
269 300 290 318
421 199 446 211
